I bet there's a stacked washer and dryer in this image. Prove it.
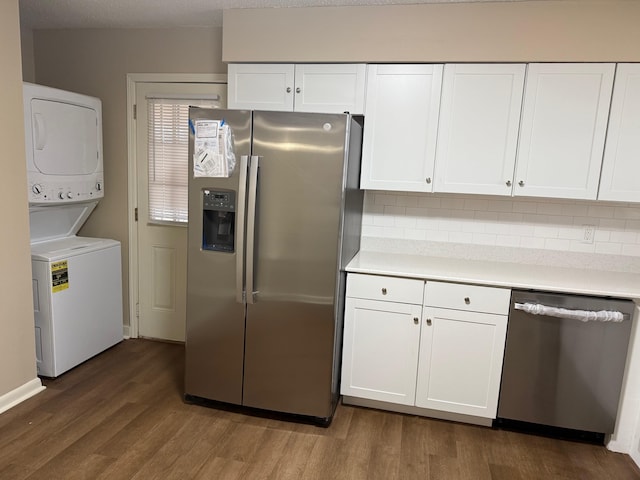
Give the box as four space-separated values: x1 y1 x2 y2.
23 83 123 378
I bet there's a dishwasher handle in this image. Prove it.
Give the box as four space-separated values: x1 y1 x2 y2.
514 302 629 323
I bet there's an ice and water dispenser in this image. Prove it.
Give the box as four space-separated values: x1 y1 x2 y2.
202 189 235 252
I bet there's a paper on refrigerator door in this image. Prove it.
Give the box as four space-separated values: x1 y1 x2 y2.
192 120 235 178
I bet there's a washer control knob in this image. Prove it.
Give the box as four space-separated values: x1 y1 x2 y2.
96 182 102 191
32 184 43 195
67 192 74 199
58 192 65 200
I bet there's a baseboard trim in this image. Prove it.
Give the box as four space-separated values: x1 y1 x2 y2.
342 395 493 427
0 378 45 415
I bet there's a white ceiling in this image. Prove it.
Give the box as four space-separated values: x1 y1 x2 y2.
18 0 534 30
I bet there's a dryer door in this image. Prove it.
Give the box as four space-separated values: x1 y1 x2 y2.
30 98 100 175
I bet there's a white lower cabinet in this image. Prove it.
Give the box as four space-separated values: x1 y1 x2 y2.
341 274 424 405
341 274 511 423
341 297 422 405
415 306 508 418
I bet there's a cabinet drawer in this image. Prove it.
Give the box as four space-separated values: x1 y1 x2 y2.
347 274 424 304
425 281 510 315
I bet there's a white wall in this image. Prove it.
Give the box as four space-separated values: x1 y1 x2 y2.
363 192 640 261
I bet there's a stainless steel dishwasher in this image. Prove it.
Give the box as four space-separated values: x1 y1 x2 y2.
497 290 634 436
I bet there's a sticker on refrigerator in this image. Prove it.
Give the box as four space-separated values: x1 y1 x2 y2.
192 119 236 178
51 260 69 293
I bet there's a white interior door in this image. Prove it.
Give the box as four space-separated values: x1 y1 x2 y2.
135 82 226 341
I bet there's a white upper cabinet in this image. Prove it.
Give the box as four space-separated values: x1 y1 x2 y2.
228 64 295 111
293 64 365 114
599 64 640 202
360 64 443 192
227 63 366 114
434 64 525 196
514 63 615 200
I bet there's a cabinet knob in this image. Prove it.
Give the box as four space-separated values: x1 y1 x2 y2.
426 177 432 184
296 87 301 94
286 87 292 93
464 297 470 304
426 318 432 326
381 287 387 295
414 317 419 324
519 180 525 187
506 180 512 187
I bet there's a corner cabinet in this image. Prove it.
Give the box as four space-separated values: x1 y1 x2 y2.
341 273 511 424
227 63 366 114
360 64 443 192
598 64 640 202
433 64 525 196
514 63 615 200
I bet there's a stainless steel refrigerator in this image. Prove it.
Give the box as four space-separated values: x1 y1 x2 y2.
184 108 364 424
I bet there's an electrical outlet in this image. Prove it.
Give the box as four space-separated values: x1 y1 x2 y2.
582 224 596 244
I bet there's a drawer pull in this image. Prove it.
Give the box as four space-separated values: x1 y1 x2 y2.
464 297 470 304
381 288 387 295
413 317 419 324
426 318 432 326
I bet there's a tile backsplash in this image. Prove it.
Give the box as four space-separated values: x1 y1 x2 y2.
362 191 640 257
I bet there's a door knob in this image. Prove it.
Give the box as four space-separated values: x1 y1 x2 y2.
286 87 292 93
519 180 525 187
426 318 432 326
464 297 470 304
381 288 387 295
506 180 512 187
414 317 419 324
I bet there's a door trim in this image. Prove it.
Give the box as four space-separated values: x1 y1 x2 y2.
126 73 227 338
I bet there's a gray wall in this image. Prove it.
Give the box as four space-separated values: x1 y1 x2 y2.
32 27 225 327
223 1 640 62
0 0 38 400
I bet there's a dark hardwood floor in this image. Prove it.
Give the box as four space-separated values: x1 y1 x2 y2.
0 339 638 479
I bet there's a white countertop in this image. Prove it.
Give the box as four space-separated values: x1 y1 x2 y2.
347 250 640 300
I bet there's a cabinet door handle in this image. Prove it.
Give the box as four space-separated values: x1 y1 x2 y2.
296 87 301 94
519 180 525 187
381 288 387 295
464 297 470 304
286 87 292 93
426 318 432 326
426 177 432 184
413 317 419 324
506 180 512 187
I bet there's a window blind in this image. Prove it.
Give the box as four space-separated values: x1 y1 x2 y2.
146 96 219 224
147 100 189 223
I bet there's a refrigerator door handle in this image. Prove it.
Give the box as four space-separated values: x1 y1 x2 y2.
246 155 260 304
235 155 249 303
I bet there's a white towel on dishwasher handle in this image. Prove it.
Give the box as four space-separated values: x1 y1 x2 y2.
514 302 625 322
